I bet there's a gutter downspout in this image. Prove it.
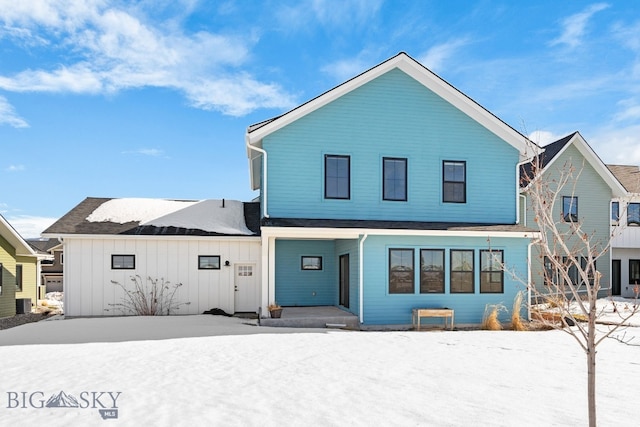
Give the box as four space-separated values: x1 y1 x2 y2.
245 134 269 218
359 234 368 324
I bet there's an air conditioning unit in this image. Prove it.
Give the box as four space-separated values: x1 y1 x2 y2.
16 298 32 314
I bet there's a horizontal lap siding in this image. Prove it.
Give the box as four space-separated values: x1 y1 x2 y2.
0 235 16 317
264 68 519 223
64 238 260 316
15 255 38 308
362 235 530 325
275 240 337 306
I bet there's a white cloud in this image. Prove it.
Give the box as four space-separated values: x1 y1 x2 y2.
590 124 640 165
5 164 25 172
614 98 640 122
5 215 58 238
417 38 469 72
0 95 28 128
276 0 382 32
0 0 295 116
550 3 610 49
123 148 165 157
321 57 373 82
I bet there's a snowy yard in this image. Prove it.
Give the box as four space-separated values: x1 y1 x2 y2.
0 301 639 427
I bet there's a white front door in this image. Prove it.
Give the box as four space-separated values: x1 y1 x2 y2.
234 264 258 313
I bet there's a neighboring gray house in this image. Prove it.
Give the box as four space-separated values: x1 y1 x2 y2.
520 132 627 296
28 238 64 293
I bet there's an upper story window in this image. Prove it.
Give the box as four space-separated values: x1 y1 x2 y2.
325 155 350 199
562 196 578 222
612 201 620 224
111 255 135 270
0 262 3 295
383 158 407 201
389 248 414 294
443 161 466 203
628 203 640 226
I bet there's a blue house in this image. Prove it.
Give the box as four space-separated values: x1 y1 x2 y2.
246 52 538 326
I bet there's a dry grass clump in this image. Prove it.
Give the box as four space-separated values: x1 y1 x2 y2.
481 304 505 330
511 291 528 331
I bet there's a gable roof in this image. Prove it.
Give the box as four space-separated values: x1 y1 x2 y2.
246 53 534 189
0 214 38 257
42 197 261 237
519 131 627 197
607 164 640 194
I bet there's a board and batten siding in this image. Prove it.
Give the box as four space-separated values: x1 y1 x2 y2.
63 237 261 316
0 234 17 318
262 68 520 223
361 235 530 325
525 143 613 294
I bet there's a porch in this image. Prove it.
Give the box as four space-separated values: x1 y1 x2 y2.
259 306 359 329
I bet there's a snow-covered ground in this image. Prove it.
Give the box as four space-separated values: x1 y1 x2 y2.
0 300 639 427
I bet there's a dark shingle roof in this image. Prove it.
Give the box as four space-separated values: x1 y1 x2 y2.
262 217 535 233
27 238 61 252
43 197 261 237
607 164 640 193
520 132 577 188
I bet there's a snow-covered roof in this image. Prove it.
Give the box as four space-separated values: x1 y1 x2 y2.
43 197 259 237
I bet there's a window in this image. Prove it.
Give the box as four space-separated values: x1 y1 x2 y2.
563 196 578 222
383 157 407 201
628 203 640 226
0 262 2 295
60 252 64 265
443 161 466 203
238 265 253 277
450 250 474 293
199 255 220 270
612 201 620 223
111 255 135 269
480 250 503 293
16 265 22 292
543 256 560 286
389 248 414 294
325 155 350 199
630 260 640 285
301 256 323 270
420 249 444 293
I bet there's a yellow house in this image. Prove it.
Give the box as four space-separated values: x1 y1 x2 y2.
0 215 41 318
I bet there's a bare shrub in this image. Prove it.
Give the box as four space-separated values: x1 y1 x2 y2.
106 275 190 316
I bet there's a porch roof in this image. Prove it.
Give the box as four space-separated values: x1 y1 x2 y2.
263 217 534 232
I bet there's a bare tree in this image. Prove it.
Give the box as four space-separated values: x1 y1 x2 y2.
521 150 638 427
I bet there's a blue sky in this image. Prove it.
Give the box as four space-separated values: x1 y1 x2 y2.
1 0 640 238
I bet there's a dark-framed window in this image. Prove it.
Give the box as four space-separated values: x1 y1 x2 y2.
389 248 414 294
199 255 221 270
0 262 3 295
443 161 466 203
16 264 23 292
628 203 640 226
480 250 503 293
612 201 620 223
420 249 444 293
563 196 578 222
630 260 640 285
543 256 560 286
325 155 350 199
111 255 135 270
450 249 474 293
301 256 323 270
383 157 407 201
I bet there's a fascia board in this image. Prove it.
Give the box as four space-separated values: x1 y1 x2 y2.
41 233 262 242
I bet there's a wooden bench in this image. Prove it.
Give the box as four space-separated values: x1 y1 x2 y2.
412 308 454 331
